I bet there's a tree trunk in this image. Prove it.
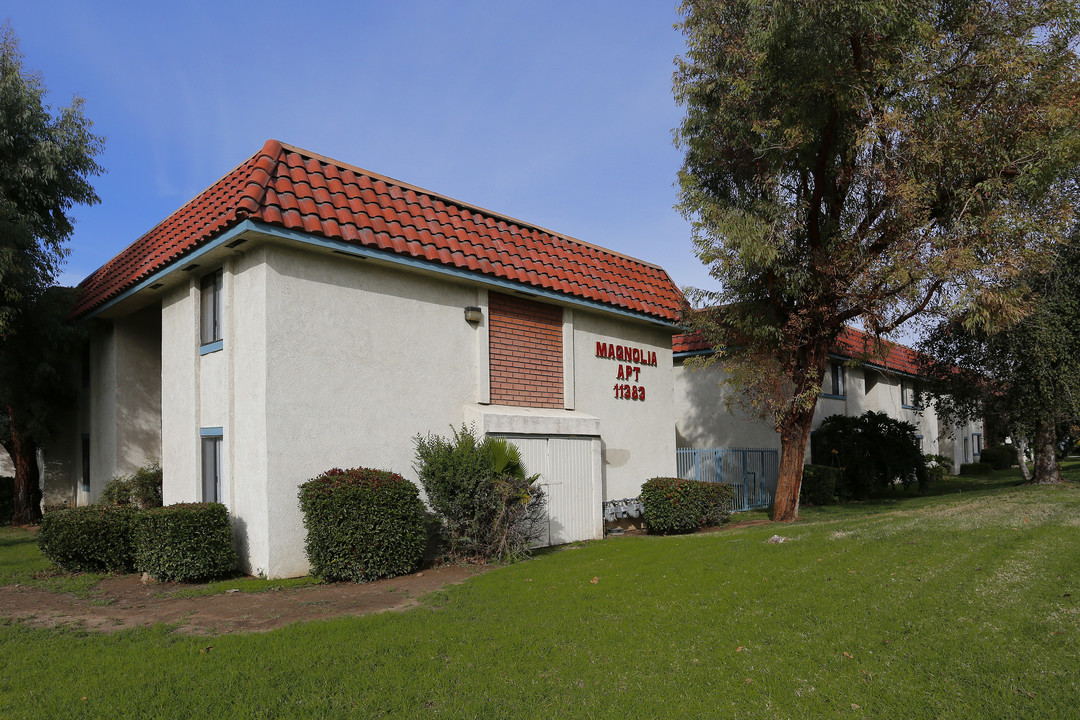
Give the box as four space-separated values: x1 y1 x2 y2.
1014 438 1031 481
7 429 42 525
1031 421 1063 484
772 407 815 522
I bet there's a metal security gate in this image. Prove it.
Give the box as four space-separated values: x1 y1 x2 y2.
676 447 778 511
496 435 601 546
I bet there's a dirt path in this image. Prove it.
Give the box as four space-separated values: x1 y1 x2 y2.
0 565 482 635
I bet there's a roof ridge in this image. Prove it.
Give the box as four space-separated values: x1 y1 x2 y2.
233 139 284 220
75 142 275 289
274 140 668 273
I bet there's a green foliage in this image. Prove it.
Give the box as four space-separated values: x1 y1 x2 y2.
674 0 1080 518
133 503 237 582
960 462 993 476
298 468 427 583
640 477 734 534
978 445 1014 471
924 454 953 482
799 465 838 506
0 287 85 524
919 238 1080 483
99 461 163 509
37 505 138 572
0 24 104 328
413 426 546 562
814 412 929 500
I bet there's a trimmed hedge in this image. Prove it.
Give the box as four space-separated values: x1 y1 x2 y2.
100 462 164 510
959 462 993 476
134 503 237 582
800 465 838 506
299 468 426 582
38 505 139 572
977 445 1014 471
641 478 734 535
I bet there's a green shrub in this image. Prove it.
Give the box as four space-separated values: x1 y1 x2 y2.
134 503 236 582
414 426 546 562
640 478 734 534
298 468 427 582
959 462 993 476
800 465 838 506
100 461 163 509
924 454 953 481
977 445 1014 471
0 476 13 525
38 505 139 572
814 411 929 499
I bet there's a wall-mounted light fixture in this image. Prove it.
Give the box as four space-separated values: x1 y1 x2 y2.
464 306 483 324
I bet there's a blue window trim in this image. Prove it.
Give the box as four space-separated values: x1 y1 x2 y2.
820 393 845 400
200 426 224 437
199 340 223 355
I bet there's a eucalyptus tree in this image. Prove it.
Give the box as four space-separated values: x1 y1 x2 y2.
0 23 102 332
919 239 1080 484
674 0 1080 520
0 25 102 523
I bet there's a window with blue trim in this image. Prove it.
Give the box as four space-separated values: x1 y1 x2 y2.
200 269 223 353
200 429 222 503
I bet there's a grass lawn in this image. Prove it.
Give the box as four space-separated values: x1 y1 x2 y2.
1 468 1078 719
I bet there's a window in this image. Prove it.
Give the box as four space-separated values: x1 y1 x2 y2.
200 269 223 353
964 436 971 463
901 379 919 409
973 433 982 457
200 428 223 503
824 362 845 398
81 434 90 492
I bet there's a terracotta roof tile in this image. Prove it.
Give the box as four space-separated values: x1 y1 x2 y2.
73 140 684 320
672 325 925 376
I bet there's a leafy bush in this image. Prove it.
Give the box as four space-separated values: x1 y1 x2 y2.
640 478 734 534
38 505 139 572
959 462 993 476
298 468 427 582
814 411 929 499
414 426 547 562
134 503 236 582
100 461 163 509
924 454 953 482
977 445 1014 471
800 465 838 506
0 475 13 525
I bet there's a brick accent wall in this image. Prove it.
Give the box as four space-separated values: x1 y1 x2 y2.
488 292 563 408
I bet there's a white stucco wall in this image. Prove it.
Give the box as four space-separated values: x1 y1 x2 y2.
674 359 945 461
674 360 781 450
161 281 200 504
258 246 482 577
71 307 163 505
571 309 676 500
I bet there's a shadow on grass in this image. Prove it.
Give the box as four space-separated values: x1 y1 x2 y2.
794 466 1035 522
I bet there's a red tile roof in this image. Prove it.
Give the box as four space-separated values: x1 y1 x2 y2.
673 325 924 376
74 140 684 321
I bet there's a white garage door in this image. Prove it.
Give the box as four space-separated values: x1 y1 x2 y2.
497 435 601 546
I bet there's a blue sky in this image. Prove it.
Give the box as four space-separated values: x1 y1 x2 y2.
8 1 715 293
